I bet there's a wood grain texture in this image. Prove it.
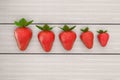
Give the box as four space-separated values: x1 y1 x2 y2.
0 25 119 53
0 0 120 80
0 55 120 80
0 0 120 23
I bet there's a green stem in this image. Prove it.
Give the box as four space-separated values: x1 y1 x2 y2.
60 24 76 31
97 30 107 33
36 24 53 31
81 27 89 32
14 18 33 27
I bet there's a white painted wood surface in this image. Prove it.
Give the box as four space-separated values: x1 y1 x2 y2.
0 55 120 80
0 25 119 53
0 0 120 23
0 0 120 80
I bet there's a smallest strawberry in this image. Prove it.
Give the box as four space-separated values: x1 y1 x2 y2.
97 30 109 47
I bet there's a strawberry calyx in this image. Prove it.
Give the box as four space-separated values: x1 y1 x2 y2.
60 24 76 31
36 24 53 31
14 18 33 28
97 30 107 34
81 27 89 32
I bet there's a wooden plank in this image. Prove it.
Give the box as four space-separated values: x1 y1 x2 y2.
0 55 120 80
0 25 119 53
0 0 120 23
0 0 120 80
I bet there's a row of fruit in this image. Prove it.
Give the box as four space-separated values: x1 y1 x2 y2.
14 18 109 52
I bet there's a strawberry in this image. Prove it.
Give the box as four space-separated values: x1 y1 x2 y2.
80 27 94 49
59 25 76 50
14 18 33 51
97 30 109 47
36 24 55 52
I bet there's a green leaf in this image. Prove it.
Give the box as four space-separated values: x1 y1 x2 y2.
14 18 33 27
19 18 27 27
49 27 53 30
81 29 84 32
97 30 108 33
64 25 69 31
36 25 43 30
81 27 89 32
60 25 76 31
43 24 49 30
70 26 76 30
104 30 107 33
14 21 21 27
26 20 33 26
36 24 53 31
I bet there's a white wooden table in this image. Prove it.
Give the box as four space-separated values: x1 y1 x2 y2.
0 0 120 80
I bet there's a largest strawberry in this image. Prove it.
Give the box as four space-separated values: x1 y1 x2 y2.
14 18 33 51
36 24 55 52
59 25 76 50
80 27 94 49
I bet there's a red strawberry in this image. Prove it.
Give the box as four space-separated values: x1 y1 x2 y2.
59 25 76 50
36 24 55 52
80 27 94 49
97 30 109 47
14 18 33 51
